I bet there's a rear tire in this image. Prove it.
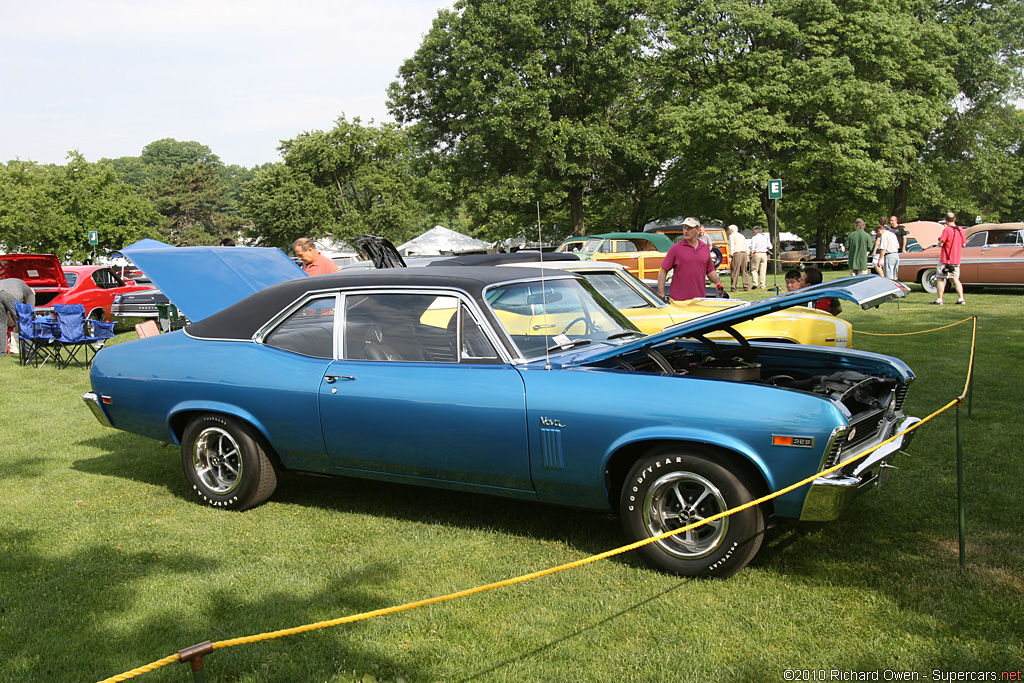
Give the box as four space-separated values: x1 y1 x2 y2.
181 414 277 510
620 449 765 578
920 268 938 294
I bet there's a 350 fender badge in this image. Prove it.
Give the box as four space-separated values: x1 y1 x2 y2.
772 434 814 448
540 417 565 428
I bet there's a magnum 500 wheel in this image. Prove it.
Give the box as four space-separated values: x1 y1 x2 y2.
181 414 277 510
620 450 765 578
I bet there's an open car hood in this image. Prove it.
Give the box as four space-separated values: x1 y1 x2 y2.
583 275 907 363
355 234 407 269
0 253 68 289
122 246 305 321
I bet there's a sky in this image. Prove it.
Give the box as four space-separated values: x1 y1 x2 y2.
0 0 453 169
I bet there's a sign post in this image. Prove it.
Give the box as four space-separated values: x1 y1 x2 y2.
768 180 782 284
88 230 98 264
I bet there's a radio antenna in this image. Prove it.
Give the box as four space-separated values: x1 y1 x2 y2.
539 201 551 370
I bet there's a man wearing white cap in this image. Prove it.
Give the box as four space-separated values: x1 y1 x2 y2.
657 217 724 301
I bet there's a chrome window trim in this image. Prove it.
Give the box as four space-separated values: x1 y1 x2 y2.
254 285 513 365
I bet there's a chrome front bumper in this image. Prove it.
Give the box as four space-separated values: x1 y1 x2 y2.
799 415 919 521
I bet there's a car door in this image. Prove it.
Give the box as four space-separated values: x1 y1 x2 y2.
978 230 1024 284
318 290 534 496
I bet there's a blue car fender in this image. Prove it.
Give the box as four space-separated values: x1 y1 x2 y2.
601 424 779 493
167 400 272 447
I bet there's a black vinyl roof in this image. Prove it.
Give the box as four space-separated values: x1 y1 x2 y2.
186 266 571 341
428 252 580 267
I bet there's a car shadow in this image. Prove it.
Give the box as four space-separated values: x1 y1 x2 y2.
72 434 641 568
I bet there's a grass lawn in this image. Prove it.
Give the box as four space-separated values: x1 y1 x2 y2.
1 280 1022 683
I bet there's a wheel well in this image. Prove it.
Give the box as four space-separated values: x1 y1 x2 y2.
87 308 105 321
170 410 283 468
605 440 772 515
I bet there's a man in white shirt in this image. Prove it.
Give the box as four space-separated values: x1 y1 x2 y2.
727 224 750 291
748 226 771 289
874 224 901 279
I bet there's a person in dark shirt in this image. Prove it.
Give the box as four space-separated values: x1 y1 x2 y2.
799 266 842 316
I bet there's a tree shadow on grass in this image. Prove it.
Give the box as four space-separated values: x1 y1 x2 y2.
0 526 420 683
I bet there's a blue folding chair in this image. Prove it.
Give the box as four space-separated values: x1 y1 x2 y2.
53 304 90 369
84 319 116 362
14 302 56 367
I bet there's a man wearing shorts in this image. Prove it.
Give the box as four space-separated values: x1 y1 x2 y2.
932 212 966 305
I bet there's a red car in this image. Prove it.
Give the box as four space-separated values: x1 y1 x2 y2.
0 254 154 321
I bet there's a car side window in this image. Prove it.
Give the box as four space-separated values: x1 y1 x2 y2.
92 269 124 289
342 293 499 363
263 296 336 358
965 232 987 248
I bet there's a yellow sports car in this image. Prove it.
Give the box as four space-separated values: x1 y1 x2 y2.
500 261 852 347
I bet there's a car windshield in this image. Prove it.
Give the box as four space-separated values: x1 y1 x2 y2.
576 271 655 310
485 277 641 359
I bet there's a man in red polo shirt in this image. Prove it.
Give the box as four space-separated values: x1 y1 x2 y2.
657 217 724 301
292 238 340 276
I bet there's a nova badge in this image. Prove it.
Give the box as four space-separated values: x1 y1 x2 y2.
540 417 565 428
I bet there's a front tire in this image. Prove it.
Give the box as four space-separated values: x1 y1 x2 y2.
920 268 938 294
181 414 277 510
620 450 765 578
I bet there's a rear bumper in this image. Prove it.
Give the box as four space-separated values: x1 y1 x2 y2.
82 392 113 428
799 416 919 521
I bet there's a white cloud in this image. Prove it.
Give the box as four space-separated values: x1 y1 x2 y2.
0 0 452 167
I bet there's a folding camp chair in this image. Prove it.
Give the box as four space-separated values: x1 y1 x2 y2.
52 304 90 369
83 319 116 362
14 302 57 367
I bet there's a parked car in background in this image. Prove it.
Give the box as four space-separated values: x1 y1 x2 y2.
643 222 730 270
111 288 170 319
85 246 916 579
556 232 677 280
898 223 1024 293
0 254 154 321
778 239 812 268
492 259 853 347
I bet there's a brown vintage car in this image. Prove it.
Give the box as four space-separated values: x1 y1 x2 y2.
897 222 1024 294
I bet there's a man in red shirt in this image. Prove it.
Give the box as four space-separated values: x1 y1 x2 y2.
292 238 340 276
657 217 724 301
932 212 966 305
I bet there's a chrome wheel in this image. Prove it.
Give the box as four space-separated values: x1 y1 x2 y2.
191 427 242 494
921 268 938 295
643 471 728 559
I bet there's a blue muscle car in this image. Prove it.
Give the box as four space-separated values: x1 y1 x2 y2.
84 247 916 578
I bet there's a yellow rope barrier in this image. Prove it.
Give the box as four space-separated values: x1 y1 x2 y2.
98 319 979 683
855 317 975 337
97 405 955 683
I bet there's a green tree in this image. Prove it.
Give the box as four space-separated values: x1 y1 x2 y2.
897 0 1024 222
0 154 158 261
388 0 668 236
243 116 428 249
139 138 222 169
241 163 334 249
657 0 958 252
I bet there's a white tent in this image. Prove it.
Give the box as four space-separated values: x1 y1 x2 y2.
398 226 493 256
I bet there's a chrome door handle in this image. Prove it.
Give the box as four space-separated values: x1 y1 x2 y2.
324 375 355 384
